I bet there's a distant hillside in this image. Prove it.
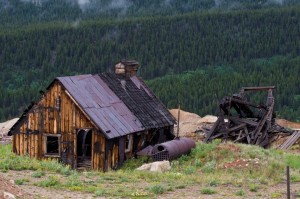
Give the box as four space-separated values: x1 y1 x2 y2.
1 0 300 28
147 55 300 121
0 6 299 122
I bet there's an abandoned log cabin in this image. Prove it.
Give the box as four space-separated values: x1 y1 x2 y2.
8 60 176 171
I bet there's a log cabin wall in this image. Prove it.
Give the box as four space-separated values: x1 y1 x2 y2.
12 81 106 170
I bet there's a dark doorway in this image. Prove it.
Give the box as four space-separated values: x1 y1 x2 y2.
77 129 92 169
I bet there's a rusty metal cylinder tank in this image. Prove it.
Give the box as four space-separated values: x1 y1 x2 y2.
152 137 196 161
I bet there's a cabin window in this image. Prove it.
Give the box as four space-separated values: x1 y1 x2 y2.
44 134 61 157
125 135 132 153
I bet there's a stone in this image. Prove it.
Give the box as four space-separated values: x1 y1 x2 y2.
136 161 171 173
3 191 16 199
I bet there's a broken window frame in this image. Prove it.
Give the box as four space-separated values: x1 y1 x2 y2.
44 133 61 157
125 134 132 153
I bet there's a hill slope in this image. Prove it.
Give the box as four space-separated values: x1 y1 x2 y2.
0 6 300 121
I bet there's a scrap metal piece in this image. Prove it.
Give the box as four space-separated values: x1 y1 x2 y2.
152 137 196 161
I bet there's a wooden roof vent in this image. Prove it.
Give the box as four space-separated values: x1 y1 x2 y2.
115 60 140 77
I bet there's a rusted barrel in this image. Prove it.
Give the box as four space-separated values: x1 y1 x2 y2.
152 137 196 161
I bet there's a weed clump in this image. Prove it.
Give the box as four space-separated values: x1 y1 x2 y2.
31 170 45 178
200 187 217 194
148 185 165 194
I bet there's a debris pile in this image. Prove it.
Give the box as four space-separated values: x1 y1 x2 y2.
204 86 292 147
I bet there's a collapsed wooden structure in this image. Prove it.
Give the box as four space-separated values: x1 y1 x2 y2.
8 60 176 171
204 86 292 147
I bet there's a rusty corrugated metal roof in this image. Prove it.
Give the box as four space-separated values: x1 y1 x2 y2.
57 73 175 139
57 75 143 139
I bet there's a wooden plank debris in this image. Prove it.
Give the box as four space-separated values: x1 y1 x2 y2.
204 86 292 147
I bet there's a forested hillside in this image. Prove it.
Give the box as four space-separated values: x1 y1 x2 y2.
1 0 299 28
0 2 300 122
148 55 300 121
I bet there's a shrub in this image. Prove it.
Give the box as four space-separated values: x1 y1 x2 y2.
200 188 217 194
249 184 258 192
60 166 71 176
15 178 29 185
37 176 60 187
31 170 45 178
183 166 196 174
209 179 219 187
286 154 300 169
201 160 216 173
235 189 246 196
64 172 82 187
95 189 106 196
148 185 165 194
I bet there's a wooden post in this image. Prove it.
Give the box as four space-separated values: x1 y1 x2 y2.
287 166 290 199
177 103 180 138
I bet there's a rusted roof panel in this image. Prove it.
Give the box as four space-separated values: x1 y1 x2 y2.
57 75 144 139
99 73 176 130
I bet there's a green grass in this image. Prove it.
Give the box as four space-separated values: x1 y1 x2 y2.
148 184 165 194
235 189 246 196
1 141 300 198
31 170 45 178
15 178 29 185
36 175 61 187
200 187 217 194
286 154 300 169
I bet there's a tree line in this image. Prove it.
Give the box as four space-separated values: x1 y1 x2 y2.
0 6 300 121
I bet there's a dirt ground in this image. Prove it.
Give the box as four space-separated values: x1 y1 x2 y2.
0 171 99 199
1 170 300 199
0 174 32 199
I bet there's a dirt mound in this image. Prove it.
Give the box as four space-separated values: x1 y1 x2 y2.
0 174 32 199
276 119 300 130
169 109 215 139
0 118 18 136
169 109 201 123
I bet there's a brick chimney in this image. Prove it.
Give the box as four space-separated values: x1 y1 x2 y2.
115 60 140 77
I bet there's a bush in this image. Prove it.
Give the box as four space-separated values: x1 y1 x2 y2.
235 189 246 196
31 170 45 178
200 188 217 194
94 189 106 196
148 185 165 194
286 154 300 169
37 176 60 187
15 178 29 185
249 184 258 192
201 160 216 173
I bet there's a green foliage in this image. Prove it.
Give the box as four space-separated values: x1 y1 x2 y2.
148 185 165 195
64 172 82 187
249 183 258 192
1 0 299 28
285 154 300 169
208 179 219 187
1 7 300 121
37 176 60 187
94 189 106 197
200 187 217 194
235 189 246 196
15 178 29 185
60 165 71 176
31 170 45 178
0 145 72 173
120 156 150 171
270 192 282 198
